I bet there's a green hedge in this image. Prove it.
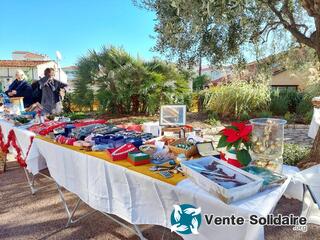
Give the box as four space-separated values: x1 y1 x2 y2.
283 143 310 166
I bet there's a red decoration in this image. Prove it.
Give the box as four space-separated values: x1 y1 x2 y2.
220 152 243 168
106 143 137 161
218 121 253 167
127 158 150 166
0 126 34 168
28 121 67 136
117 124 142 132
221 122 252 143
73 119 107 128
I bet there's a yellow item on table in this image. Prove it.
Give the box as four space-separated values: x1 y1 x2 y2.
36 136 187 185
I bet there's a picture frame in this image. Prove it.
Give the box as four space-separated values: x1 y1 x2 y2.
196 142 216 156
160 105 186 126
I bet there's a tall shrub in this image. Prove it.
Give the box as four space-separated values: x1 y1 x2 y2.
203 80 270 117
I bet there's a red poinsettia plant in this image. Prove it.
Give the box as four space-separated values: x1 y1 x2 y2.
217 122 253 166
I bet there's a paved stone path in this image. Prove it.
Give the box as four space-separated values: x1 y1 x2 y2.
192 124 314 148
284 125 313 147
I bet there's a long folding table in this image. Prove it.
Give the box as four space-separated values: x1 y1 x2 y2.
0 120 303 240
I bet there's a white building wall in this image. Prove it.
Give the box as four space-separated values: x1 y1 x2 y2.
0 67 38 91
0 61 68 92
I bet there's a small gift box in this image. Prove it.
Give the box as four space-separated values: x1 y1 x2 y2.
106 143 137 161
128 151 150 166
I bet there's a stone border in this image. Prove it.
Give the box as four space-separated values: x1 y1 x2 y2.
285 124 309 129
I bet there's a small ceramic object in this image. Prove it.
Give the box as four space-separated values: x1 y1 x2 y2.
169 160 176 165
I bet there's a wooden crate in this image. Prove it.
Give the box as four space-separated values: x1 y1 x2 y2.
0 151 6 174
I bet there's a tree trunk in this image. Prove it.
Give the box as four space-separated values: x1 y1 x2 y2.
198 57 202 76
309 128 320 162
303 29 320 167
298 128 320 169
131 95 140 114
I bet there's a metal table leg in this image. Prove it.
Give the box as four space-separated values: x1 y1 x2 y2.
24 168 37 195
101 212 147 240
55 182 147 239
24 168 55 195
55 182 96 227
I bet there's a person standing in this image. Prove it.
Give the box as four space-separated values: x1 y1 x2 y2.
39 68 67 114
5 69 33 107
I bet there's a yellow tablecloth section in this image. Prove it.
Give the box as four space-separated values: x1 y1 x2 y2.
36 136 187 185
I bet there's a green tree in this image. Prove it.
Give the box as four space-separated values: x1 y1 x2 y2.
135 0 320 164
135 0 320 64
73 46 190 115
193 75 211 91
73 52 96 111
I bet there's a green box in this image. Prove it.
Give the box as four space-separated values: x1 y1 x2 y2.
128 152 150 162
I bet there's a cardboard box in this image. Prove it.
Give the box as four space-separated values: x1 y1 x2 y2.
106 143 137 161
181 156 263 204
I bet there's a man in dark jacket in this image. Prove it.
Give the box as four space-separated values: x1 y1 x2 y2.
38 68 67 114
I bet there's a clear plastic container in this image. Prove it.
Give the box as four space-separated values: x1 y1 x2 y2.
249 118 287 173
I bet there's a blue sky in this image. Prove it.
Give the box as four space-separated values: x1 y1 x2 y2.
0 0 158 67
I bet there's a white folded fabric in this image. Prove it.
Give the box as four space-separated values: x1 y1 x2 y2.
308 108 320 139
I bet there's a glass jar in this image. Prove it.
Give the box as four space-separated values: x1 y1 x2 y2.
249 118 287 173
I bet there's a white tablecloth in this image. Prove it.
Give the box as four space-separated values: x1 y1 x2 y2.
26 137 301 240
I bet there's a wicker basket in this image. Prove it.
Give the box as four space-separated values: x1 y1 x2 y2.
169 138 198 158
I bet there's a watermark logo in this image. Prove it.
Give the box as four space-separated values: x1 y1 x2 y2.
170 204 201 235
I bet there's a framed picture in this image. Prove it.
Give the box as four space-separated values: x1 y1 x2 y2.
160 105 186 126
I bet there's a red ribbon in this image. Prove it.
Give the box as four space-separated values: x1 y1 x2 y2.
0 126 34 168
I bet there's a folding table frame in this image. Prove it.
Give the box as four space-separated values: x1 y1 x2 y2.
301 184 320 225
23 167 148 240
24 168 54 195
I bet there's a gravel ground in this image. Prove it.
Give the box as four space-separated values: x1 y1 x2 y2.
1 165 320 240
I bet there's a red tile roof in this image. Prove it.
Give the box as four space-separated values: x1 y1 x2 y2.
24 52 47 59
0 60 51 67
12 51 29 54
62 65 78 70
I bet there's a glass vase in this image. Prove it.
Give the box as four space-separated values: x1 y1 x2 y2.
249 118 287 173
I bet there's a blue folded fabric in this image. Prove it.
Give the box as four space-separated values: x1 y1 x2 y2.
109 136 125 148
92 144 114 151
93 135 113 144
125 137 143 148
